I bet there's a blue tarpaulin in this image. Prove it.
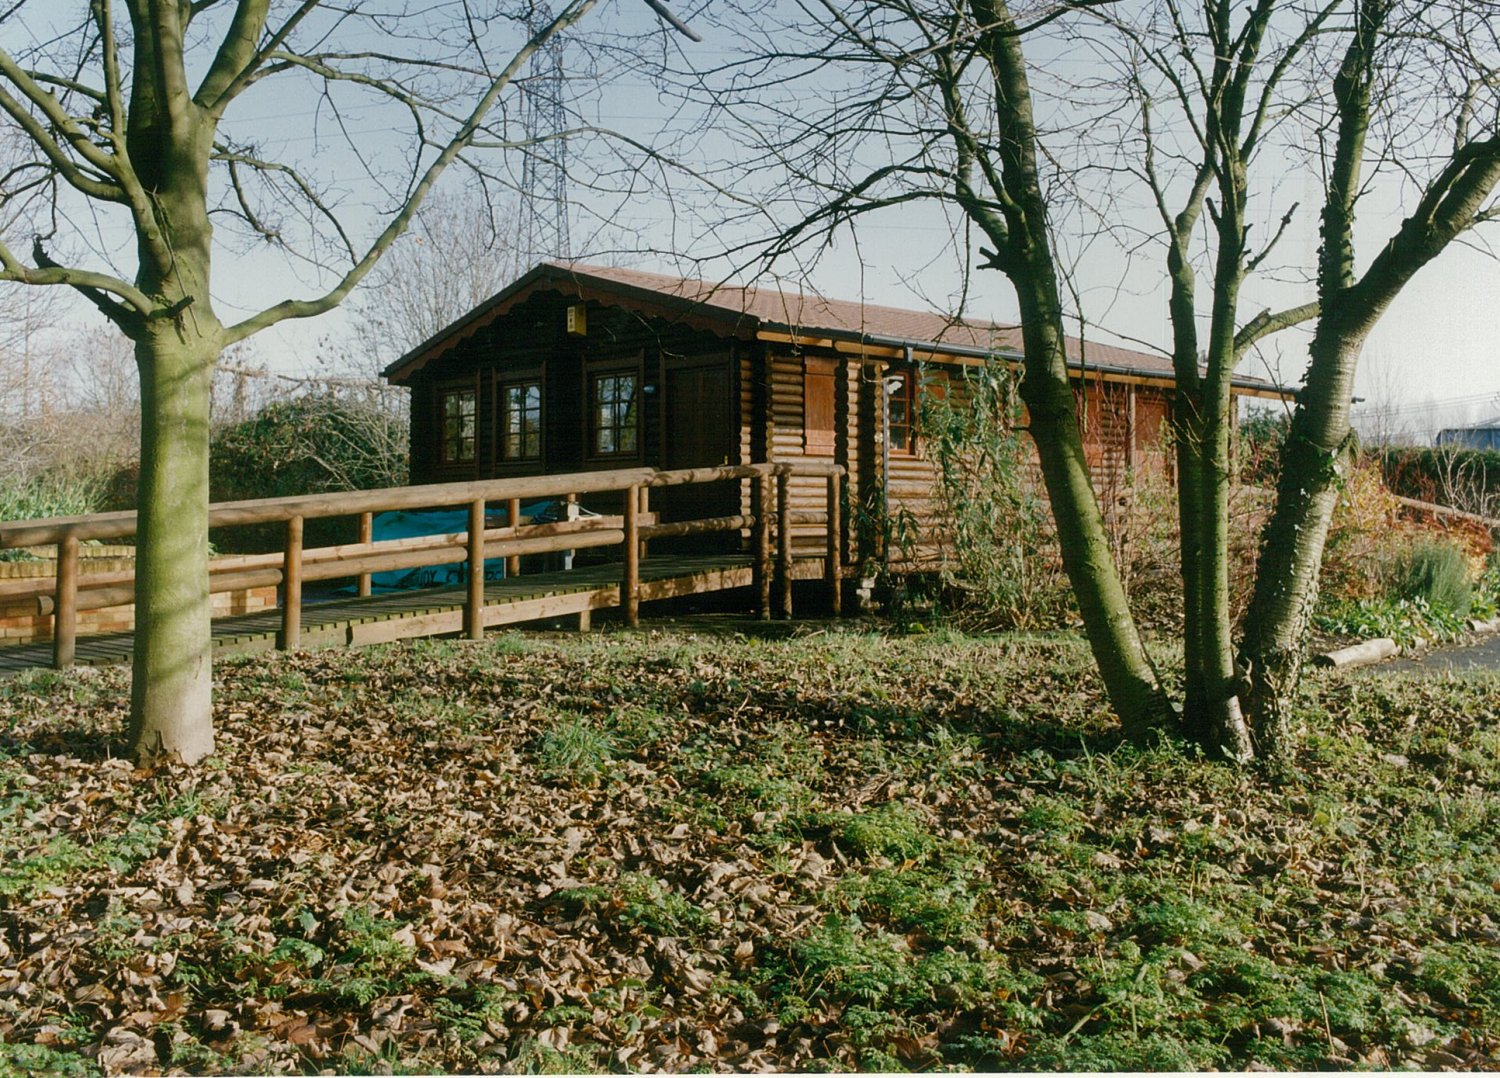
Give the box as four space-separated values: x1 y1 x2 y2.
368 501 557 591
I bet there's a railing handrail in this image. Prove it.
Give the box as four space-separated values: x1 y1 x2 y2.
0 461 842 549
6 459 847 666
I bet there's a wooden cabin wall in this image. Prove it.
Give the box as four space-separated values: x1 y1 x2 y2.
839 354 861 568
405 289 741 517
882 362 950 567
862 366 1183 572
1077 379 1132 497
767 351 843 553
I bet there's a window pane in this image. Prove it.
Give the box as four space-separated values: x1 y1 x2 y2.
441 389 477 462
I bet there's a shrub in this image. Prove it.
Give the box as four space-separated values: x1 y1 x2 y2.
1238 407 1290 487
0 474 112 559
1316 458 1407 607
1375 444 1500 513
920 364 1072 630
1389 540 1473 617
0 473 107 522
209 395 407 553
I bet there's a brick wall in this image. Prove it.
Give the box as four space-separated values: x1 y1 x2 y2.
0 551 277 648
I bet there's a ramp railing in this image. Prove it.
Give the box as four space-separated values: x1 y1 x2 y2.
0 461 845 669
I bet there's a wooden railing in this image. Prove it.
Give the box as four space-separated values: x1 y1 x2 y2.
0 461 845 669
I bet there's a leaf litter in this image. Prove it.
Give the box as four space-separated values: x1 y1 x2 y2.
0 628 1498 1073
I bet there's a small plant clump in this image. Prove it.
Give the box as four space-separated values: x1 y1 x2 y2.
1392 539 1474 616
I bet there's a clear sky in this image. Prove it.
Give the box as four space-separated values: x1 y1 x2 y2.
11 0 1500 443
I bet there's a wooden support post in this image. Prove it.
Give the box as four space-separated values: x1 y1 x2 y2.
638 486 650 562
623 484 641 627
466 497 486 640
752 472 771 620
566 492 586 630
826 471 842 616
282 515 303 650
506 497 521 578
53 533 78 669
777 466 793 619
356 512 373 597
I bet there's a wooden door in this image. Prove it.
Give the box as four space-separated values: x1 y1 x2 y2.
661 361 736 545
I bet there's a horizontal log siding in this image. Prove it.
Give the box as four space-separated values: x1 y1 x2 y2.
1077 379 1132 490
887 364 951 566
839 355 860 567
739 345 758 524
769 353 837 552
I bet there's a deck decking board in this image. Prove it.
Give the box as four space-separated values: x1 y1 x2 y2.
0 553 778 678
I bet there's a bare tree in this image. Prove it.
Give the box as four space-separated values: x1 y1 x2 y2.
682 0 1498 762
1243 0 1500 758
0 1 700 765
680 0 1169 732
346 189 534 372
1094 0 1332 760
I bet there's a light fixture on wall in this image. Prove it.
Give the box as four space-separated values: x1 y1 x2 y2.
566 304 587 337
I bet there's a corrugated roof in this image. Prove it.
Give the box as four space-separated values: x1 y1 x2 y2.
385 261 1289 393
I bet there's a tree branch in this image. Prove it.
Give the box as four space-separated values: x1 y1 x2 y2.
221 0 602 343
0 51 127 200
0 236 155 320
1234 301 1320 357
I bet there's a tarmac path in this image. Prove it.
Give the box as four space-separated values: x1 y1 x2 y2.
1367 633 1500 676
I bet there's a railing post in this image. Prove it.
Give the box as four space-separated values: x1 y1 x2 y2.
466 497 486 640
826 470 842 617
777 465 793 619
356 512 373 597
567 493 588 631
281 515 303 650
623 484 640 628
638 486 650 562
53 532 78 669
506 497 521 578
752 470 771 620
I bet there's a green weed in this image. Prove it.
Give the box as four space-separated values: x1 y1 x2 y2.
534 713 615 785
842 803 933 862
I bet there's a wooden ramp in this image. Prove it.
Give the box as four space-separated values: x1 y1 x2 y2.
0 553 827 679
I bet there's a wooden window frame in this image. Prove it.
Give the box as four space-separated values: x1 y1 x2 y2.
886 368 915 457
437 381 479 468
586 360 644 461
495 372 544 466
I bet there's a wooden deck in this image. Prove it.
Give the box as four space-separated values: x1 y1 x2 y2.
0 552 829 678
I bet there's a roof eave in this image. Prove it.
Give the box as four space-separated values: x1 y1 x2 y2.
383 263 766 384
759 323 1297 398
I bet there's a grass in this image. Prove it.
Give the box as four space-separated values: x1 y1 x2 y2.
0 627 1498 1071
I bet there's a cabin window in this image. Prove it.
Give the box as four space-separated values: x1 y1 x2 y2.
499 379 543 462
886 370 914 455
591 371 639 456
439 386 477 465
804 357 836 455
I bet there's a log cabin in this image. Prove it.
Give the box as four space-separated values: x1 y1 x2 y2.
383 262 1293 569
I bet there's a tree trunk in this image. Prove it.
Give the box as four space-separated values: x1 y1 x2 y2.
1193 378 1253 761
964 0 1167 735
1241 328 1361 762
1014 304 1167 735
126 325 219 765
